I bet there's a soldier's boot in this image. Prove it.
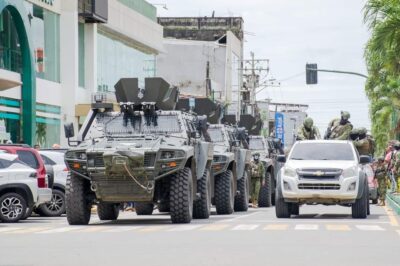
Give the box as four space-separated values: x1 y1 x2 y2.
382 199 386 206
252 199 258 208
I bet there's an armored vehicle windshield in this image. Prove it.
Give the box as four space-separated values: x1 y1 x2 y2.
208 127 225 143
249 137 265 150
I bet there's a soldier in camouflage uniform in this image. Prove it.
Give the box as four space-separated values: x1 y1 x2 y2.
392 142 400 193
325 111 353 140
250 153 265 207
374 157 387 206
353 127 372 156
296 117 321 140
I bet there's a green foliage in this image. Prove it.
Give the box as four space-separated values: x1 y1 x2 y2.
364 0 400 154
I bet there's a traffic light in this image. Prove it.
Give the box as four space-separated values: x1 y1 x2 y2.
306 63 318 84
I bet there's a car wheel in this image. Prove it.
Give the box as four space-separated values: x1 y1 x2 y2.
275 188 290 218
352 182 368 219
38 190 66 217
258 172 272 207
0 193 27 223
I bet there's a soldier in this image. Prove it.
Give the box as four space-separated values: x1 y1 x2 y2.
353 127 372 156
325 111 353 140
250 153 265 207
392 142 400 193
349 128 359 141
374 157 387 206
296 117 321 140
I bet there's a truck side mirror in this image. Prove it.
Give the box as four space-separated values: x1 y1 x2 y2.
64 123 75 139
359 155 371 165
277 155 286 163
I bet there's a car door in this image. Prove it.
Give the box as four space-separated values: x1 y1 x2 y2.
0 159 10 184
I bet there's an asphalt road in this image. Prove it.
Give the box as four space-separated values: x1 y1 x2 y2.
0 204 399 266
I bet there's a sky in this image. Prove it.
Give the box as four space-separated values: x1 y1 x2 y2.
157 0 371 132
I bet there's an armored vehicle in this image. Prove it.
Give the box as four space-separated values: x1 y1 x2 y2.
64 78 214 224
248 135 281 207
208 124 251 214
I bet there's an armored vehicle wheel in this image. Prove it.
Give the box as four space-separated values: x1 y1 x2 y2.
215 170 234 215
135 203 154 215
352 181 368 219
275 188 290 218
193 169 211 219
234 172 249 212
97 202 119 220
258 172 272 207
289 203 299 216
170 167 193 224
66 173 91 225
158 201 170 212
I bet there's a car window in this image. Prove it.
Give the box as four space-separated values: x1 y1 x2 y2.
0 159 11 169
289 143 355 161
0 158 31 169
16 150 39 169
40 154 56 165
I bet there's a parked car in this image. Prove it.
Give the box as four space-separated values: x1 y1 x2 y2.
276 140 371 219
0 153 52 222
37 150 68 216
365 164 378 204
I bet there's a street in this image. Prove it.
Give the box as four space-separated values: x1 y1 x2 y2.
0 204 399 266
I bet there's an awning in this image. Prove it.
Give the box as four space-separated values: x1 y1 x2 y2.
0 69 22 91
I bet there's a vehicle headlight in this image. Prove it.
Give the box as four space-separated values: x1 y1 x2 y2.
342 166 357 178
284 167 297 178
160 150 185 159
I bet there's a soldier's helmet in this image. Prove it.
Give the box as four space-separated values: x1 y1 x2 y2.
394 141 400 150
377 156 384 162
303 117 314 130
350 128 359 135
359 127 367 135
341 111 351 120
253 153 260 160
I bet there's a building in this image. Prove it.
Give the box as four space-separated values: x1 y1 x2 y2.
0 0 163 147
157 17 244 118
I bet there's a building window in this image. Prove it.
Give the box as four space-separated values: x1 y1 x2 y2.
97 30 156 92
36 118 60 148
0 8 23 73
24 3 60 83
78 23 85 88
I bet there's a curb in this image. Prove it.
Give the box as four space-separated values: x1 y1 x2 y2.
386 193 400 215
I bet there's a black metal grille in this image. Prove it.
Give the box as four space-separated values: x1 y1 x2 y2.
298 169 341 180
88 153 105 168
144 153 156 167
298 183 341 190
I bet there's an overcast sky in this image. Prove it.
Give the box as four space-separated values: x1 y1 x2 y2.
157 0 371 132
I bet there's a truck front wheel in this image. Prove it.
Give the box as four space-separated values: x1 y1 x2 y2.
66 173 92 225
170 167 193 223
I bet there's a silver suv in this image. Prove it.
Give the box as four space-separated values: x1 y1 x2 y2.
275 140 370 219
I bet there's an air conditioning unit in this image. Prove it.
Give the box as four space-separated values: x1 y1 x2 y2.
79 0 108 23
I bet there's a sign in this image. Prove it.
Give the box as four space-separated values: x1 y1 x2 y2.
275 112 285 146
27 0 61 14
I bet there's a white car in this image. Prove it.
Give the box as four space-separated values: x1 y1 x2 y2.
37 150 68 216
0 153 52 222
276 140 370 219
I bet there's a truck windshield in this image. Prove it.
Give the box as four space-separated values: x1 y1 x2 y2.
249 138 265 150
208 128 225 143
289 143 355 161
86 112 182 139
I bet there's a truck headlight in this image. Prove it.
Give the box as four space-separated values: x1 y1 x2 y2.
342 167 357 178
160 150 185 159
284 167 297 178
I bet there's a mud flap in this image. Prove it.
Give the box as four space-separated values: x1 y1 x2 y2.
194 142 213 180
235 148 252 180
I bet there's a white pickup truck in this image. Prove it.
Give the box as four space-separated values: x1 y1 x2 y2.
275 140 370 219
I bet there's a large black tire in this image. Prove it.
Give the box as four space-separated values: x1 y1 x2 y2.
21 206 34 220
66 173 92 225
97 202 119 220
193 169 211 219
234 172 249 212
258 172 272 207
0 193 27 223
215 170 235 215
290 203 299 216
170 167 194 223
352 182 368 219
37 189 66 217
135 203 154 215
275 189 290 218
158 201 170 212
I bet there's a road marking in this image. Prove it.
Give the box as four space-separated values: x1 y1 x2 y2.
6 227 51 234
383 206 399 227
263 224 289 231
103 227 142 233
295 224 319 230
139 226 169 232
77 226 109 233
232 224 259 231
200 224 230 231
37 226 83 234
326 224 351 231
356 225 385 231
0 227 22 233
220 211 261 223
168 225 203 232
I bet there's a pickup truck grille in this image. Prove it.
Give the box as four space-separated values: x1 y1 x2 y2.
298 183 341 190
298 169 342 180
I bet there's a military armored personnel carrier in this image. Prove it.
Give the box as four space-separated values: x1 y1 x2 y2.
64 78 214 224
208 124 251 214
248 135 280 207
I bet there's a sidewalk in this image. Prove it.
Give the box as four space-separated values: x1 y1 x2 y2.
386 192 400 215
